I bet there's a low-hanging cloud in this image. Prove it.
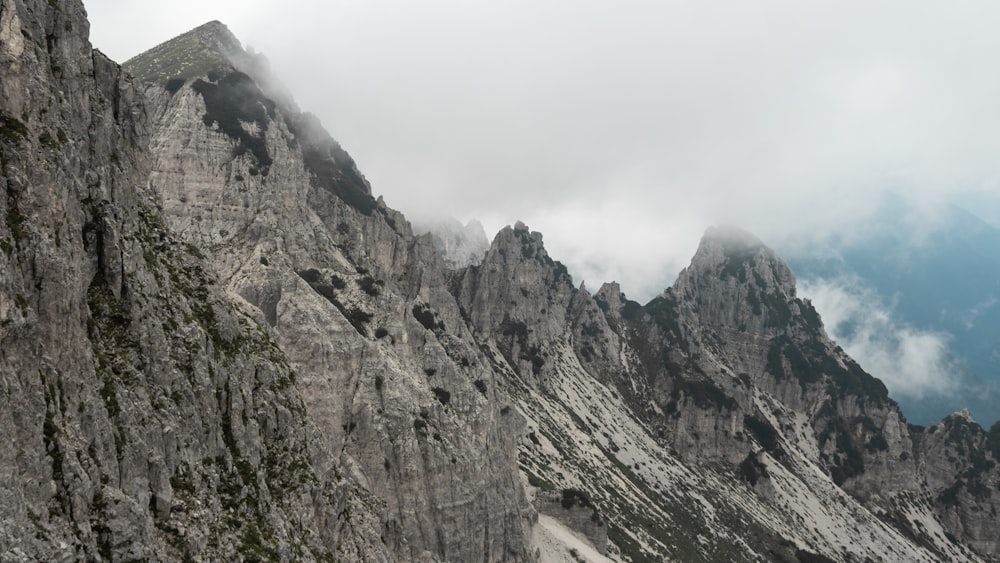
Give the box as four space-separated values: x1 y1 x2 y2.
83 0 1000 300
799 276 958 401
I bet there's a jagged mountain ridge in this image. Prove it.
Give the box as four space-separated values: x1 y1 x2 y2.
461 223 999 561
2 6 1000 562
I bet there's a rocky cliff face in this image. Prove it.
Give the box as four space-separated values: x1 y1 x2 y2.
0 2 350 561
4 5 1000 562
127 20 532 563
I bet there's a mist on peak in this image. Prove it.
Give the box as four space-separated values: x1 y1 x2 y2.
412 217 490 269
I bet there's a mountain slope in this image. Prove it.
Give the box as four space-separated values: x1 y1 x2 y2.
128 20 532 562
454 224 997 561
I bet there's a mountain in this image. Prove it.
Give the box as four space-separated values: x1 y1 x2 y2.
2 3 1000 561
788 203 1000 426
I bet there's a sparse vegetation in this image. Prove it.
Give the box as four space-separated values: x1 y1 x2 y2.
295 269 374 334
817 417 866 485
795 550 838 563
560 488 593 509
473 379 488 396
86 269 140 459
286 112 376 215
0 111 28 143
165 77 186 94
432 387 451 405
521 346 545 375
525 470 556 491
500 318 529 341
413 303 445 332
358 275 383 296
620 299 644 321
123 24 233 83
6 207 27 242
191 72 274 172
38 130 58 148
672 377 736 411
297 268 322 284
988 421 1000 461
413 418 428 437
737 452 768 486
346 308 373 332
744 415 780 453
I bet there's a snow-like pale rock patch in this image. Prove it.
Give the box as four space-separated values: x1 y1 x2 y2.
531 514 614 563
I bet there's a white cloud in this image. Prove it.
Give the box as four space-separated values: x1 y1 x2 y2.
962 296 997 330
509 201 706 300
82 0 1000 300
799 276 958 400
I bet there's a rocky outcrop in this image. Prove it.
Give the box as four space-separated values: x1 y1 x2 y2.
534 490 608 555
914 412 1000 557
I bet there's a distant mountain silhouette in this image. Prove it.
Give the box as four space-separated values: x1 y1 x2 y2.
789 203 1000 425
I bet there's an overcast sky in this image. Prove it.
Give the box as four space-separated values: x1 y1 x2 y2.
82 0 1000 301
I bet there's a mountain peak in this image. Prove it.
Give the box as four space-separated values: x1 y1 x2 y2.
696 225 770 262
684 226 795 293
672 227 800 337
123 21 244 83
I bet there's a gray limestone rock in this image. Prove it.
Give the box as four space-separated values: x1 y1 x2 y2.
0 2 348 561
129 20 533 563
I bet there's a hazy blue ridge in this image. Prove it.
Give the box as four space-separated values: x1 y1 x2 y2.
788 205 1000 427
